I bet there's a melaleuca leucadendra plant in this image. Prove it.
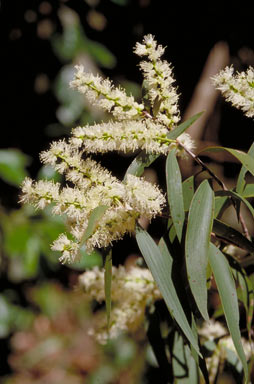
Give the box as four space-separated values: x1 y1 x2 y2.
21 35 254 383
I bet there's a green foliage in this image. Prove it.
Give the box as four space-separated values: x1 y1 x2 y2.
0 149 30 187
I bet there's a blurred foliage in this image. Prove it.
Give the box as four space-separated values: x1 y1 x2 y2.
1 283 147 384
0 150 31 187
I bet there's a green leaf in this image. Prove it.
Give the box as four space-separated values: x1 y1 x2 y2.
167 112 204 140
104 250 112 331
208 243 248 379
241 183 254 198
236 142 254 194
185 180 214 320
213 219 254 254
215 190 254 219
166 150 185 241
199 146 254 176
214 196 229 218
182 176 195 211
135 226 200 355
124 151 159 178
0 149 30 186
81 205 108 244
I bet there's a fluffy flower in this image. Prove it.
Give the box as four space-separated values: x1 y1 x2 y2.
124 174 166 218
51 234 79 264
70 65 144 120
79 265 162 343
212 66 254 118
71 120 190 157
40 140 117 189
20 178 60 209
134 34 180 129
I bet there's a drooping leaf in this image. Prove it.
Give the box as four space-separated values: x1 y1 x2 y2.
236 142 254 194
104 250 112 331
185 180 214 320
199 146 254 176
166 150 185 241
167 112 204 140
124 151 159 178
208 243 248 379
182 176 195 211
135 226 200 355
213 219 254 254
81 205 108 244
0 149 30 187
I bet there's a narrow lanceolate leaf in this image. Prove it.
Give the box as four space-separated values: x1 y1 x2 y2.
81 205 108 244
182 176 195 211
135 226 200 355
167 111 204 140
166 150 185 241
124 151 159 178
208 243 248 379
185 180 214 320
104 250 112 331
236 141 254 194
213 219 254 254
199 146 254 176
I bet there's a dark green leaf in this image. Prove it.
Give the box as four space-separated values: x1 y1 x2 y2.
81 206 108 244
166 150 185 241
199 146 254 176
213 219 254 254
208 243 248 379
185 180 214 320
167 112 204 140
104 250 112 330
236 142 254 194
182 176 195 211
135 227 200 355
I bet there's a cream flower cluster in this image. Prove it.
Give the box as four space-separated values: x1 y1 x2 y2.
70 65 144 120
133 34 180 128
69 35 194 155
20 34 195 262
79 265 162 343
212 66 254 118
21 141 165 262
